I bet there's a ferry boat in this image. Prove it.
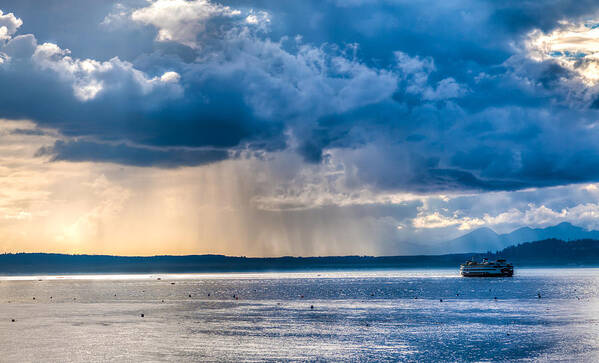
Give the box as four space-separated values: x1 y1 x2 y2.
460 258 513 277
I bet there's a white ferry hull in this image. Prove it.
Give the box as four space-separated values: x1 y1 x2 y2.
460 268 513 277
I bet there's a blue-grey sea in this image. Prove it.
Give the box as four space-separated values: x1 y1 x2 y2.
0 269 598 362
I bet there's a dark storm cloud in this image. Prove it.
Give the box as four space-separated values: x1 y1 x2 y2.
2 0 599 190
37 140 229 167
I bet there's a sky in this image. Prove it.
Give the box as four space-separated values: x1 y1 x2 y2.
2 0 599 256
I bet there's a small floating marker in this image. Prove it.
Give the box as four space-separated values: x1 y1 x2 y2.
440 299 443 302
507 333 510 336
11 319 15 322
188 294 192 298
32 297 35 300
140 313 144 318
310 305 314 309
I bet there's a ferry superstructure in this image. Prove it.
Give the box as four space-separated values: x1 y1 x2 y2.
460 258 513 277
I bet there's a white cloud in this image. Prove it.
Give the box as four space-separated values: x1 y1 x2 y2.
412 211 485 230
131 0 241 49
32 42 182 101
0 9 22 41
190 35 398 121
412 199 599 234
128 0 399 119
245 10 270 32
160 71 181 83
394 51 467 100
100 3 130 28
422 77 468 100
481 203 599 230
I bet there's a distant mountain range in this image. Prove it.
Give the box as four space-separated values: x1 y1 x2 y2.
2 237 599 273
440 222 599 253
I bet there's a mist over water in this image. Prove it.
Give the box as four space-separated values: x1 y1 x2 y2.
1 269 598 362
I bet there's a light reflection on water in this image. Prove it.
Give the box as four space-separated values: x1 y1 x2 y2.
0 268 598 362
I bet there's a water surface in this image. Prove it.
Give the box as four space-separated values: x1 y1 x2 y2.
1 269 598 362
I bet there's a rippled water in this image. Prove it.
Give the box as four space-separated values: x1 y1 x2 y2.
1 269 598 362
